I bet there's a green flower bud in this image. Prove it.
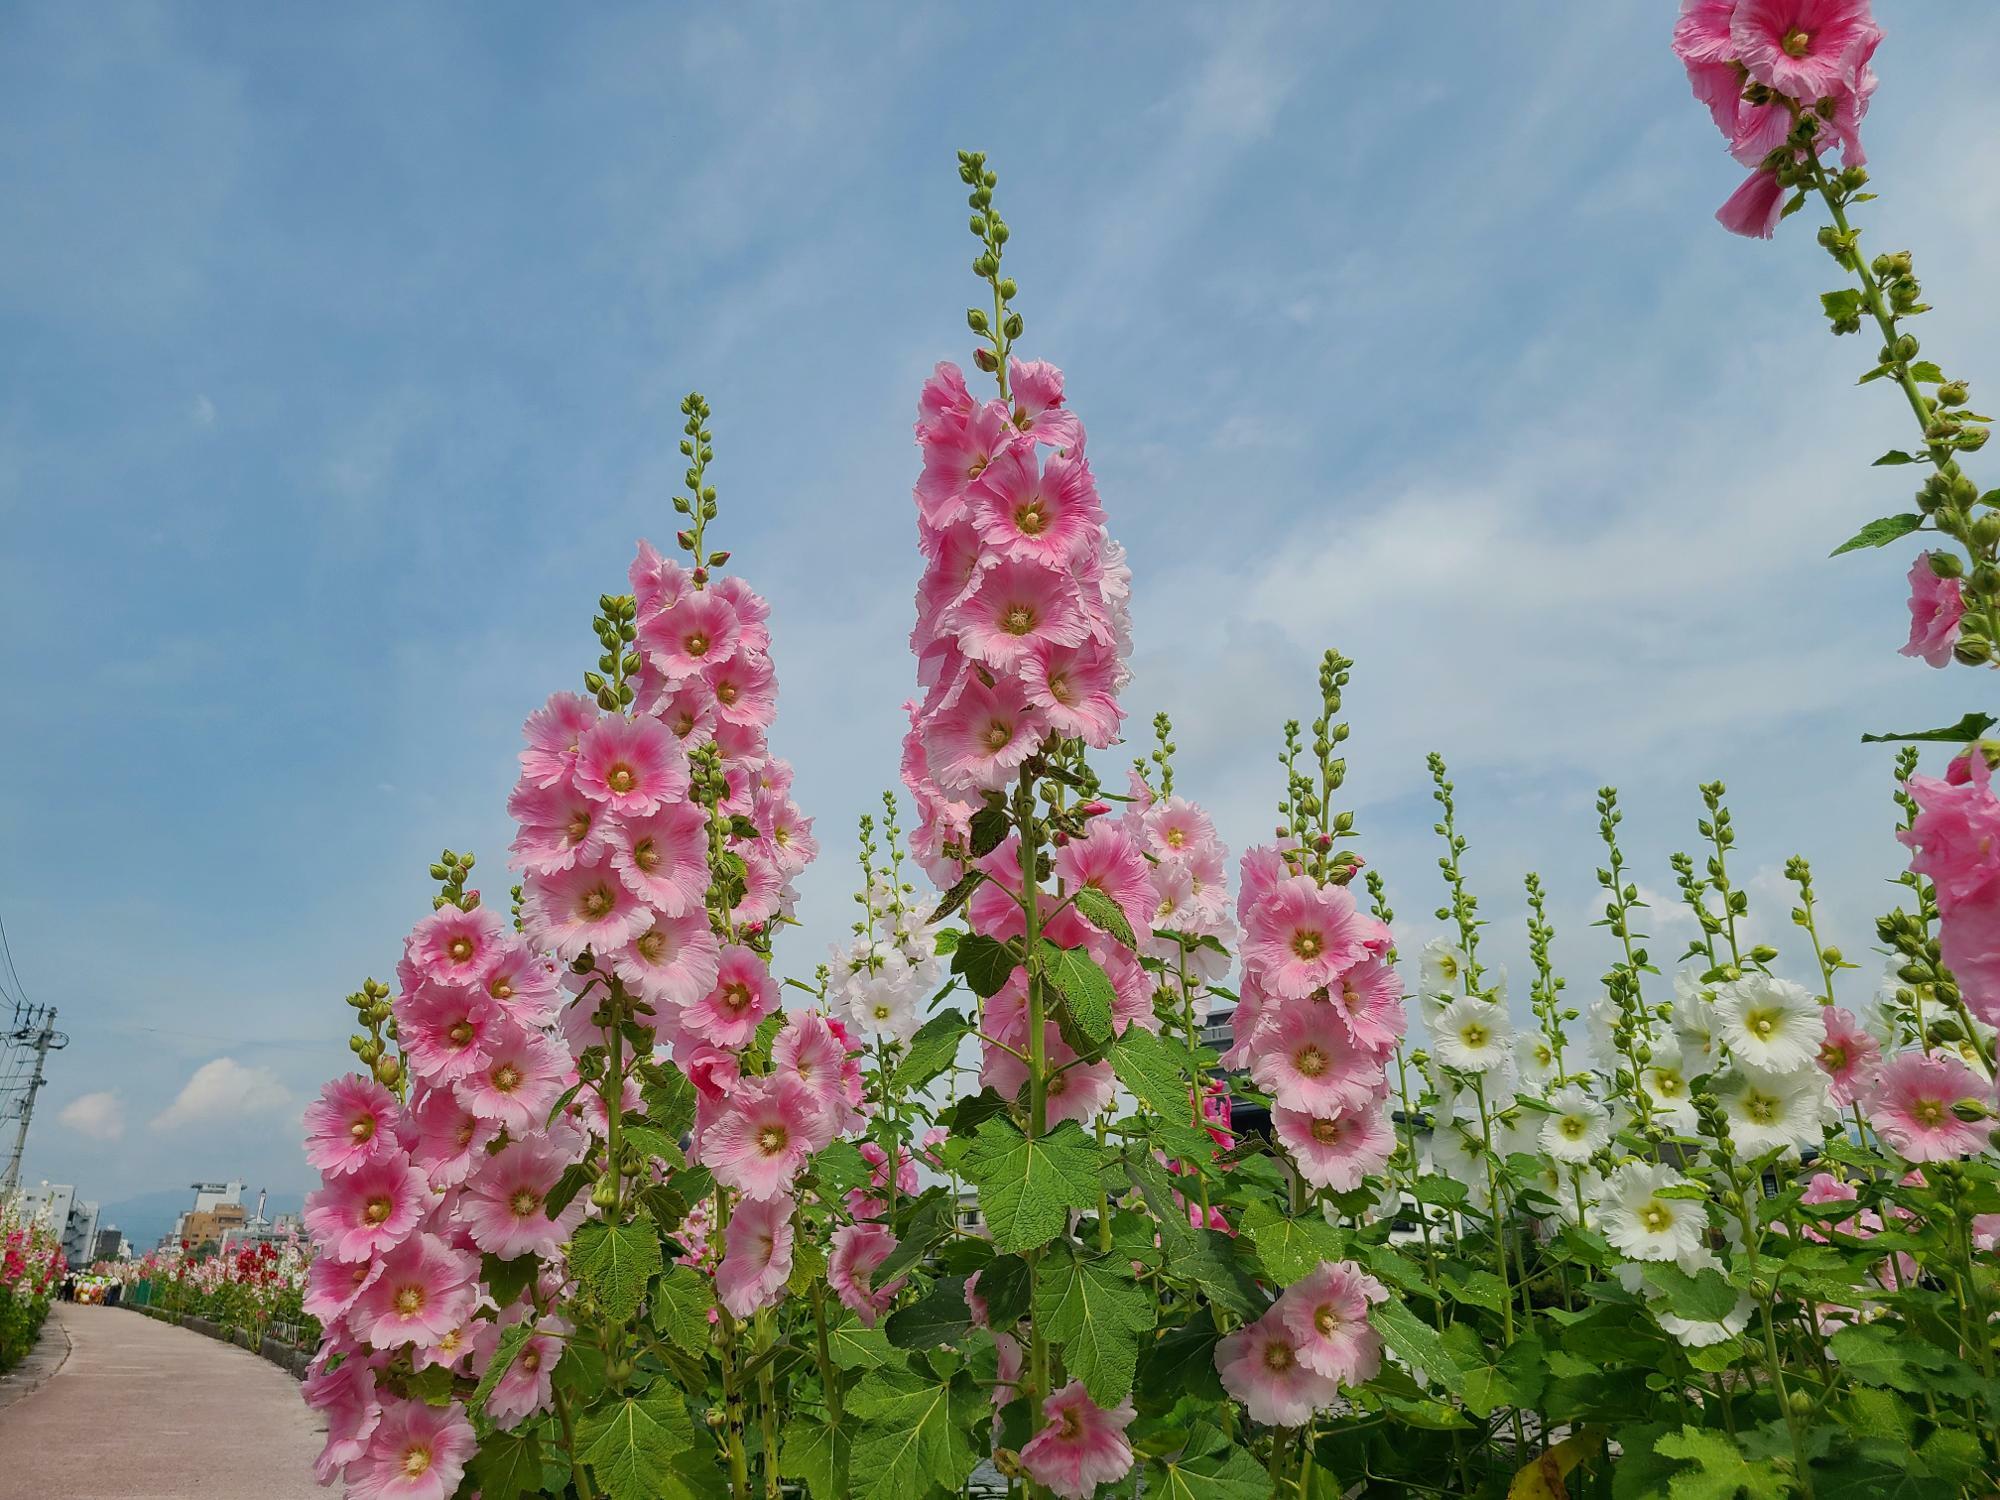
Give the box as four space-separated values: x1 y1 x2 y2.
1939 380 1970 406
1893 333 1920 362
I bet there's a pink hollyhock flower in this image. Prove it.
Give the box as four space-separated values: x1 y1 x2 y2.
847 1141 921 1221
518 692 598 788
453 1019 570 1134
1019 1380 1135 1500
304 1354 381 1485
651 676 719 744
1005 358 1085 451
828 1222 907 1328
717 1192 795 1318
524 855 652 960
1328 956 1407 1056
574 714 688 817
477 940 561 1026
1867 1052 1994 1161
915 360 974 440
303 1252 384 1327
459 1136 586 1260
711 576 772 652
628 538 688 616
1237 844 1287 927
351 1232 477 1350
395 984 501 1086
640 588 744 681
1142 796 1221 863
992 1329 1024 1407
1274 1100 1395 1192
1053 821 1155 945
1817 1006 1883 1106
914 524 990 642
405 1085 497 1189
1249 998 1377 1114
1900 553 1966 667
606 908 722 1010
684 944 779 1048
682 1039 742 1102
721 847 788 930
403 903 506 987
771 1012 857 1128
1716 167 1788 239
1245 876 1386 1000
343 1396 475 1500
1041 1052 1117 1128
1675 0 1748 137
702 650 778 730
1731 0 1881 102
925 672 1047 791
484 1317 566 1429
1018 638 1124 747
947 557 1089 671
1897 753 2000 917
304 1075 405 1177
969 442 1104 568
506 776 608 876
1275 1261 1388 1385
1939 887 2000 1028
607 799 710 916
702 1076 826 1201
1216 1309 1340 1427
752 787 818 875
305 1154 430 1261
916 400 1015 530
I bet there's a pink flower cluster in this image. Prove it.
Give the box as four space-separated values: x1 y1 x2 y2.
1123 776 1239 1008
300 902 577 1498
1227 850 1401 1193
1217 1261 1387 1427
1899 748 2000 1029
1672 0 1881 237
901 357 1132 876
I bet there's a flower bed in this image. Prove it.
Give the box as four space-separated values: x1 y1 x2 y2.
1 1192 63 1375
290 7 2000 1498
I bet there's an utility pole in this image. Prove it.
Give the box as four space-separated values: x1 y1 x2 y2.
2 1006 66 1194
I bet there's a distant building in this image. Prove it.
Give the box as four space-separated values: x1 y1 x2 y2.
22 1182 101 1267
170 1179 250 1247
91 1226 127 1262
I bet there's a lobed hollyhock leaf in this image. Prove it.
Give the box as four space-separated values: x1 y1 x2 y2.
1653 1426 1788 1500
892 1008 969 1093
1371 1298 1466 1400
1072 885 1138 948
961 1117 1103 1253
1148 1437 1270 1500
845 1361 982 1499
950 933 1018 997
1040 939 1115 1045
1137 1322 1225 1405
467 1429 544 1500
1239 1201 1347 1287
650 1265 714 1355
779 1417 850 1500
885 1275 973 1350
576 1389 696 1500
482 1251 538 1310
1033 1248 1155 1406
570 1212 663 1326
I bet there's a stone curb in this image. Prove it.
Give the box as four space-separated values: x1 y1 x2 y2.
0 1309 71 1415
128 1304 313 1380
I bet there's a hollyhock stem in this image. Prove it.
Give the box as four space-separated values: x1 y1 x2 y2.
1013 765 1055 1473
552 1385 596 1499
810 1282 842 1425
755 1307 781 1499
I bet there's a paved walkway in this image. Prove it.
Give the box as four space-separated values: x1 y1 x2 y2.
0 1305 326 1499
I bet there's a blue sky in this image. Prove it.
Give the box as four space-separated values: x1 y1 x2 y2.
4 2 1994 1208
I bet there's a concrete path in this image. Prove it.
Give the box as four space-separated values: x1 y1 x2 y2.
0 1305 326 1499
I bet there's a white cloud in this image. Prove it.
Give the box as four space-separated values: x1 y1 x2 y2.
57 1090 125 1142
151 1057 292 1131
190 393 215 426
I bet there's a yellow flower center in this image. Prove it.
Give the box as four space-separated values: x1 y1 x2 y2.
349 1117 376 1142
607 763 636 794
721 982 754 1014
1167 827 1186 848
1640 1203 1670 1233
1560 1117 1586 1140
634 837 660 872
1001 604 1037 636
1291 929 1323 960
580 884 616 919
522 1348 541 1372
1915 1098 1944 1127
1056 1405 1082 1439
1310 1117 1343 1146
1047 672 1073 705
1314 1305 1342 1336
402 1447 432 1479
510 1188 540 1216
756 1125 789 1156
1294 1045 1328 1079
982 720 1013 752
686 630 710 657
448 937 475 962
1750 1010 1777 1039
448 1021 475 1046
394 1285 424 1315
636 929 669 964
493 1064 522 1094
1014 500 1048 536
1460 1021 1489 1049
716 680 740 706
1782 26 1812 57
455 1121 476 1148
1262 1340 1295 1374
566 810 593 843
364 1196 393 1225
489 974 515 1000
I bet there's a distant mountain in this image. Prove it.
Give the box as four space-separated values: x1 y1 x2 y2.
98 1188 306 1254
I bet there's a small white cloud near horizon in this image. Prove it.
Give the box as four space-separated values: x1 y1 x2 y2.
58 1089 125 1142
152 1057 291 1131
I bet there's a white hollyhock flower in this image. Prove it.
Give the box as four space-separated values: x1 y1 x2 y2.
1713 975 1821 1073
1539 1082 1611 1164
1598 1161 1708 1263
1419 938 1468 1000
1516 1033 1560 1090
1431 998 1514 1075
1672 971 1718 1061
1426 1124 1494 1213
1527 1161 1602 1226
1640 1045 1702 1134
1717 1065 1826 1157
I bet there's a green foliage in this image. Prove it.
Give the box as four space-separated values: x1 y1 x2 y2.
576 1390 697 1500
1034 1248 1155 1406
958 1117 1103 1253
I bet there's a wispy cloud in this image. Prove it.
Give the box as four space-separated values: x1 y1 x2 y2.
58 1090 126 1142
152 1058 293 1132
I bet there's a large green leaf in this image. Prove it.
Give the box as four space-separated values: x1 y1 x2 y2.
1640 1262 1741 1322
570 1211 662 1326
1137 1321 1225 1404
951 933 1019 997
650 1264 714 1356
466 1428 544 1500
779 1416 850 1500
845 1362 982 1500
577 1390 696 1500
893 1009 969 1093
1653 1425 1790 1500
1828 1322 1949 1393
1034 1250 1155 1406
959 1118 1103 1254
1370 1299 1465 1400
1828 512 1923 557
1859 711 1996 745
1241 1202 1347 1287
1109 1025 1195 1122
1040 940 1115 1044
1150 1440 1270 1499
886 1275 973 1350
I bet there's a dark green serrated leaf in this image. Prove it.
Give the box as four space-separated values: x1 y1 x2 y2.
1871 449 1919 466
893 1008 969 1093
886 1275 973 1349
471 1321 536 1413
1110 1026 1196 1122
968 804 1009 857
650 1264 714 1355
467 1428 544 1500
1240 1202 1347 1287
1150 1440 1271 1499
1641 1262 1741 1322
1370 1298 1464 1399
1829 512 1924 556
951 933 1019 998
960 1118 1102 1254
779 1416 850 1500
570 1212 662 1326
845 1363 982 1500
1034 1250 1155 1406
482 1252 539 1311
577 1390 696 1500
1040 940 1115 1044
